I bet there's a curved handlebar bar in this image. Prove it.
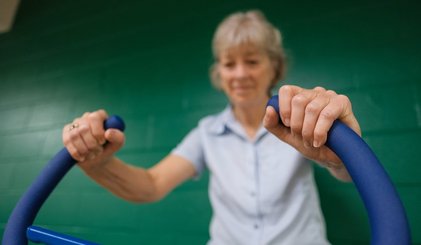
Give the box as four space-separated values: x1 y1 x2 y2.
2 116 125 245
267 95 411 245
2 101 412 244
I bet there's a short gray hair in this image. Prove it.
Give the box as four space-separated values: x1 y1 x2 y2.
210 10 286 92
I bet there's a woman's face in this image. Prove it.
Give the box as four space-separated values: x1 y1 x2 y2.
218 44 275 108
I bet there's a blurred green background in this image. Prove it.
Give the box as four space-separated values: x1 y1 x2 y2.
1 0 420 244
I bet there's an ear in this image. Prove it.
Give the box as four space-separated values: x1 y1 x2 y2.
210 63 222 90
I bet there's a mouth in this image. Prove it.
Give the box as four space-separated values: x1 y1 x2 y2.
232 86 251 95
232 81 252 92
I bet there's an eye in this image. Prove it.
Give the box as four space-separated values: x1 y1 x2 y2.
246 59 259 66
222 61 235 68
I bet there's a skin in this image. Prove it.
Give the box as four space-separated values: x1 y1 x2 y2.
62 44 360 203
218 44 275 139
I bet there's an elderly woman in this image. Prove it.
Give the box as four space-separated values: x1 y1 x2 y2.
63 10 361 245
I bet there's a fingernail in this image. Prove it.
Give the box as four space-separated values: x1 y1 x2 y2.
263 108 270 124
313 140 321 148
284 118 290 127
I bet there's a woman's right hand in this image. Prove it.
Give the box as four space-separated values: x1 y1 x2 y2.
62 109 125 172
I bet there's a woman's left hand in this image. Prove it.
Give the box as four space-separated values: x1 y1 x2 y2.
263 85 361 169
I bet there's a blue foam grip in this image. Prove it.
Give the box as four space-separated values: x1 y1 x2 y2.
267 95 411 245
2 115 125 245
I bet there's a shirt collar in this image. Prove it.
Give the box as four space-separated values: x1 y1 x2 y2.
208 105 269 142
208 105 234 135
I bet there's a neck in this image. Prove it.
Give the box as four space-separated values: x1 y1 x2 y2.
232 97 269 139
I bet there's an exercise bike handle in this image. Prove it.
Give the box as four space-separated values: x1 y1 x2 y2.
2 115 125 245
3 99 412 244
267 95 411 245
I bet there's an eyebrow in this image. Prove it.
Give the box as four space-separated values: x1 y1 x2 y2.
243 51 263 58
220 47 263 60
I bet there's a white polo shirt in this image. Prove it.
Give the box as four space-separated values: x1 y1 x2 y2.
172 106 330 245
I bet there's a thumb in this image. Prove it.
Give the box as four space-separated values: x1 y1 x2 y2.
263 106 290 142
103 128 125 154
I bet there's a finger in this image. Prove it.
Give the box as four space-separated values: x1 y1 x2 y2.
313 86 327 93
290 90 313 136
65 142 85 162
278 85 303 127
78 123 103 153
313 98 343 148
263 107 291 142
63 123 78 160
68 127 89 161
302 93 330 148
264 106 281 129
335 95 361 136
88 109 108 145
103 129 125 155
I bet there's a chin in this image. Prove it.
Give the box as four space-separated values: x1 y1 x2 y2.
231 96 257 107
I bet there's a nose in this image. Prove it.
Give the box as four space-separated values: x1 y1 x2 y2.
233 64 248 79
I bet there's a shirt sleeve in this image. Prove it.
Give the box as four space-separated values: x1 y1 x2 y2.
171 127 206 178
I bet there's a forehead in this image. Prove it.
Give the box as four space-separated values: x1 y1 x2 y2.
219 43 266 59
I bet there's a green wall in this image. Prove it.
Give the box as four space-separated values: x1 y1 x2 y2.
1 0 420 244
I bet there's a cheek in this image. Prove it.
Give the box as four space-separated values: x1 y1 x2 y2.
218 72 230 91
262 65 276 84
218 70 235 92
218 68 231 83
254 68 275 93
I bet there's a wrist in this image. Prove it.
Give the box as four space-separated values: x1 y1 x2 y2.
79 155 114 175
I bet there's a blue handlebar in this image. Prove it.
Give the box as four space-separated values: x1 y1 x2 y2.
2 115 125 245
2 101 412 244
267 95 411 245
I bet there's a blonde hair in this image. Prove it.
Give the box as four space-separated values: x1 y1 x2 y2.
210 10 286 92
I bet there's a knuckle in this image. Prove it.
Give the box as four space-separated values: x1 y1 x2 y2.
279 85 292 94
78 124 89 134
69 131 79 140
305 102 320 114
96 109 108 118
326 90 337 96
87 112 98 120
292 94 308 106
320 109 335 121
97 109 106 115
337 94 350 105
314 86 326 92
85 109 108 122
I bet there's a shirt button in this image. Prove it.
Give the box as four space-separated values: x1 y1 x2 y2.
254 224 259 229
250 191 256 197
